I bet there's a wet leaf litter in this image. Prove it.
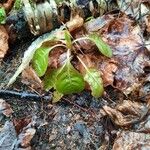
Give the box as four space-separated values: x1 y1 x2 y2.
0 0 150 150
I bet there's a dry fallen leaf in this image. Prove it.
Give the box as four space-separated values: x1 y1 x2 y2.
0 119 36 150
0 121 17 150
21 66 43 89
113 131 150 150
70 14 150 95
103 100 149 127
102 17 150 94
0 99 13 117
136 115 150 133
18 128 36 148
75 54 118 87
0 25 9 60
145 15 150 33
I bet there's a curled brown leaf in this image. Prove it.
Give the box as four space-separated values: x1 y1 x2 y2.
21 66 43 89
103 100 149 127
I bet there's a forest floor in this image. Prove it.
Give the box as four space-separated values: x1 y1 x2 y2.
0 1 150 150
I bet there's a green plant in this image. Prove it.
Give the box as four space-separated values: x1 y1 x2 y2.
13 0 23 10
0 7 6 24
31 30 112 102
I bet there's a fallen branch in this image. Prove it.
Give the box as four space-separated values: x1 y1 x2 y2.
0 90 52 101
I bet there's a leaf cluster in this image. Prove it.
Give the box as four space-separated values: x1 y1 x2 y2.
31 29 112 102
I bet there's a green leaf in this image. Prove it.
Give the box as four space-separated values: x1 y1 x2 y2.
56 61 85 95
44 69 59 91
7 26 65 86
88 33 112 57
64 30 72 49
13 0 23 10
0 7 6 24
32 47 50 77
84 68 104 98
32 43 65 77
52 91 63 103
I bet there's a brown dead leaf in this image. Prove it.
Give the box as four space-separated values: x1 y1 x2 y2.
66 15 84 32
103 100 148 127
113 131 150 150
48 47 65 68
75 53 118 87
13 118 31 135
15 119 36 149
18 128 36 148
21 66 43 89
145 15 150 33
84 14 150 94
72 28 94 53
73 14 150 94
0 99 13 117
136 116 150 133
0 25 9 60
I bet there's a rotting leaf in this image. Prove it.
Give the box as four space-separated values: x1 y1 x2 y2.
0 121 17 150
56 51 85 94
103 100 149 127
84 14 150 95
113 131 150 150
17 128 36 148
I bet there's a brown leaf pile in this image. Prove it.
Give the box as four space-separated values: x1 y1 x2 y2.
73 13 150 95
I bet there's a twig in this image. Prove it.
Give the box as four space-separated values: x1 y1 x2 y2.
0 90 52 101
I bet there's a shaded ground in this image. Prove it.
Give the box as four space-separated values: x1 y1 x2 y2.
1 90 118 150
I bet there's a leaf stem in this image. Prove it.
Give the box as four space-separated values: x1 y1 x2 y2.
72 37 89 44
